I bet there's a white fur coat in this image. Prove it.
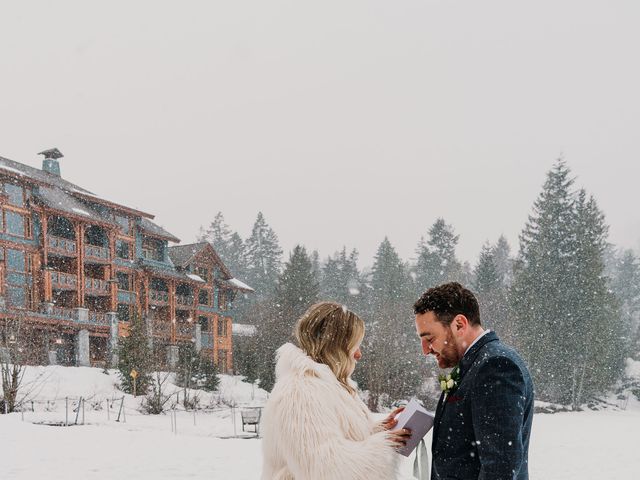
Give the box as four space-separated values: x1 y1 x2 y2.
261 343 398 480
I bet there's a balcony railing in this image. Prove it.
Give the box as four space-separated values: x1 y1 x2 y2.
50 271 78 290
50 305 75 320
84 277 110 295
47 306 109 326
48 235 77 255
152 319 171 337
84 244 109 261
86 311 107 325
176 294 194 307
150 290 169 304
176 321 194 337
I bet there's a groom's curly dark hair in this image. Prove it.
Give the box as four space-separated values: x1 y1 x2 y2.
413 282 481 326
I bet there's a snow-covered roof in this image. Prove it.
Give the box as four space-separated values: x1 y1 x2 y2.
215 277 254 293
0 155 154 219
139 217 180 243
232 323 257 336
228 278 254 292
186 273 205 283
33 187 119 227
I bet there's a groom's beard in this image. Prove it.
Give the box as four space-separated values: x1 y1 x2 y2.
436 330 460 369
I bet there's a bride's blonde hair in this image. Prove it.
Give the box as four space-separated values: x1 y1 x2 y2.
295 301 365 395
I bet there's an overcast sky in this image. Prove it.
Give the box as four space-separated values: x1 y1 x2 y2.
1 1 638 268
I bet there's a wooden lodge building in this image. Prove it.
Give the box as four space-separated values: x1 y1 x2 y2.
0 149 253 372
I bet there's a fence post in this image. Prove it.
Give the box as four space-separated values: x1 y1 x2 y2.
75 397 83 425
82 398 85 425
116 397 124 422
65 397 69 426
106 399 110 421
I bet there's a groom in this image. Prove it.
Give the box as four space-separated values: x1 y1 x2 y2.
414 282 534 480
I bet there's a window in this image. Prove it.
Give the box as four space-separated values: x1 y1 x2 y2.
217 317 227 336
142 238 164 262
117 303 132 322
217 349 228 372
115 215 131 235
116 272 132 291
116 239 132 259
195 266 209 282
5 249 30 309
4 183 24 207
198 315 209 331
198 289 210 306
5 211 25 237
218 290 227 311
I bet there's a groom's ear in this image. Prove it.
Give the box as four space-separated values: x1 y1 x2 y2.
452 314 468 333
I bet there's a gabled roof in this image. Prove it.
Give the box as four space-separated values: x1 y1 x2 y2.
0 155 94 195
0 155 154 219
139 218 180 243
32 187 119 228
168 242 208 269
168 242 254 292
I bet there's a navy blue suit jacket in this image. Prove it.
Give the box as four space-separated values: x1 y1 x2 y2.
431 331 534 480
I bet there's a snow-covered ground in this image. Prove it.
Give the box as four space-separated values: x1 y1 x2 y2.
1 364 639 479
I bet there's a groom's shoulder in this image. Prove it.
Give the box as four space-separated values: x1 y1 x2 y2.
477 339 532 381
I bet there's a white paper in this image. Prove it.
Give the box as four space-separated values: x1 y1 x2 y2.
393 398 435 457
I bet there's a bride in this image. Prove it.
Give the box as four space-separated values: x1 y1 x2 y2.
261 301 409 480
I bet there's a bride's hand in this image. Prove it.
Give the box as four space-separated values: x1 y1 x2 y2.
387 427 412 447
381 406 405 430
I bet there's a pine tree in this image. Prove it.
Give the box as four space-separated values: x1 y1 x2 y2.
255 245 319 391
414 219 463 292
244 212 283 302
356 238 421 411
493 235 514 286
511 160 621 405
610 249 640 360
117 315 152 395
321 247 363 308
473 242 513 344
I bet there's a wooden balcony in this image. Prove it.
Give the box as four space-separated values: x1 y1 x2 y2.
149 290 169 305
48 235 77 257
152 319 171 337
50 271 78 290
176 321 194 338
176 294 194 309
84 277 110 296
84 244 110 263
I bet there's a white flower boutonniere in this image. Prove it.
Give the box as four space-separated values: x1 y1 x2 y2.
438 365 461 395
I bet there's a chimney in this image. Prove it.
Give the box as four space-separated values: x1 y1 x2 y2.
38 148 63 177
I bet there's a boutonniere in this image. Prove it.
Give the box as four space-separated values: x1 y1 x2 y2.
438 365 460 395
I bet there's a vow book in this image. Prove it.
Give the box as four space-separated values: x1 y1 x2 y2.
393 398 435 457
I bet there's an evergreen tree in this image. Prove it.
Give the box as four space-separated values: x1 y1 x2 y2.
569 191 624 406
175 344 219 391
321 247 363 307
493 235 514 286
255 245 319 391
198 213 247 279
356 238 421 411
244 212 283 302
414 219 463 291
473 242 513 344
609 249 640 360
117 315 152 395
511 160 621 405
